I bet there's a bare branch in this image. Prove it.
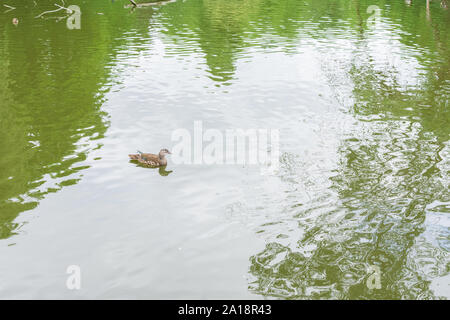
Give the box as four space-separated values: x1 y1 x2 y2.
4 4 16 13
35 3 72 19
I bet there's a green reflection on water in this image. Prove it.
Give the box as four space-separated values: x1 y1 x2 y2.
246 1 449 299
0 0 449 299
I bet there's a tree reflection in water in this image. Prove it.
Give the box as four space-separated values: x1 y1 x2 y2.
248 1 449 299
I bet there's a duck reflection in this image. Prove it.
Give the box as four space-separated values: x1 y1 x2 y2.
128 160 173 176
158 166 173 176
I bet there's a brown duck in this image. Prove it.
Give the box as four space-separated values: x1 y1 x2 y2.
129 149 171 166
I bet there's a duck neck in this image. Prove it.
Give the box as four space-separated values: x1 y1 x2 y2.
159 154 167 165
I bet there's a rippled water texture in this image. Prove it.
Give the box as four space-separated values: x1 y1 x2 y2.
0 0 449 299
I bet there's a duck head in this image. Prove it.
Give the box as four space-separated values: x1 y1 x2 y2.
159 148 171 159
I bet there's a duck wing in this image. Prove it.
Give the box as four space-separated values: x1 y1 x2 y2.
129 152 160 166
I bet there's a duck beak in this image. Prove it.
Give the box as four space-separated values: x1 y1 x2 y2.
167 151 172 154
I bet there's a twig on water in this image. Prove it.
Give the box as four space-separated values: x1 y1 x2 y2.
35 2 73 19
4 4 16 13
126 0 175 8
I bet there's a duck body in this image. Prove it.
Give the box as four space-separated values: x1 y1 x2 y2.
129 149 171 167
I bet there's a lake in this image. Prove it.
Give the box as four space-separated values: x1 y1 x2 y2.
0 0 449 299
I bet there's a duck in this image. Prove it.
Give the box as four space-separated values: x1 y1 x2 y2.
129 149 171 167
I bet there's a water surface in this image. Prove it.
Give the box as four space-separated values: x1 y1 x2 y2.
0 0 449 299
